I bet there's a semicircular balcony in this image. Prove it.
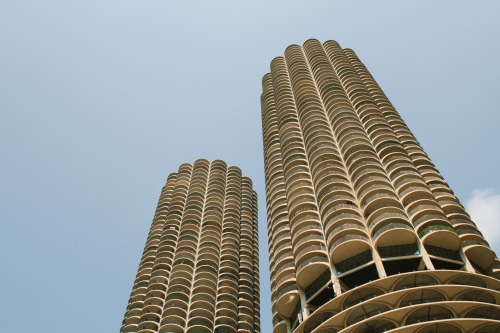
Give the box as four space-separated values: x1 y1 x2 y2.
353 174 392 196
345 301 392 326
389 166 422 185
372 220 417 248
351 318 396 333
290 210 321 236
455 226 486 242
276 280 300 319
405 304 455 326
315 175 351 198
215 316 238 333
407 201 445 223
313 162 349 184
340 138 374 159
455 288 497 304
342 285 386 310
169 263 194 278
321 202 360 228
400 192 436 212
398 288 447 307
365 205 407 230
347 157 383 180
412 212 450 231
145 286 167 300
272 257 295 278
186 317 214 333
307 142 341 168
491 259 500 280
287 178 315 199
419 223 460 251
361 192 401 216
326 222 367 249
295 250 329 290
192 276 217 292
464 304 500 321
462 239 495 273
159 309 186 332
344 151 379 174
137 315 161 332
189 306 215 322
329 233 372 265
324 212 365 238
317 181 353 203
288 192 317 214
271 241 293 265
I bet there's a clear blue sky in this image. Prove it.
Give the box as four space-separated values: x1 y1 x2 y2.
1 1 500 332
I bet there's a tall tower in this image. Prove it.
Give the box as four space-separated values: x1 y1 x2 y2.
261 39 500 333
121 159 260 333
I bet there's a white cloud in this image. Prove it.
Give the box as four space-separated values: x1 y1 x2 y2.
465 188 500 249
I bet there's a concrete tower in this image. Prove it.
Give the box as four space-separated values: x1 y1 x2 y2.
121 159 260 333
261 39 500 333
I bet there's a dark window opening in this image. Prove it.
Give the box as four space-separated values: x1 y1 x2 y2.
378 244 419 258
425 244 462 262
290 300 302 330
339 264 378 289
335 250 372 275
308 283 335 308
469 260 488 275
383 258 423 276
431 258 463 270
306 269 332 299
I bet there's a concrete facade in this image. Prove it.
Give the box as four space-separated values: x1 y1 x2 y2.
121 159 260 333
261 39 500 333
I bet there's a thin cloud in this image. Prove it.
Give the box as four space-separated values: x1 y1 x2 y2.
465 188 500 248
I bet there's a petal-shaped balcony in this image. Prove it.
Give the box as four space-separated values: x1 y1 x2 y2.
342 286 385 310
351 319 396 333
324 212 364 236
346 301 392 326
405 305 454 325
186 318 213 333
159 314 185 333
326 222 367 249
330 233 372 264
418 224 460 251
462 239 495 272
276 281 300 318
372 221 416 248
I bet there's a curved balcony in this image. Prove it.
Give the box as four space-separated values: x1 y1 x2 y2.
455 226 485 242
186 318 213 333
491 259 500 280
345 301 391 326
419 224 460 251
276 281 300 318
189 306 215 322
353 175 391 195
159 314 185 333
412 214 450 229
462 239 495 272
326 222 367 247
330 234 372 264
464 305 500 321
366 208 408 231
296 248 329 288
215 317 238 333
372 221 416 247
405 304 455 325
273 317 288 333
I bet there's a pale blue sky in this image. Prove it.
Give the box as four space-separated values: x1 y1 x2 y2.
1 1 500 332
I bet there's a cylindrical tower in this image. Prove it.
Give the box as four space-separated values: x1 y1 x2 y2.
261 39 500 333
121 159 260 333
